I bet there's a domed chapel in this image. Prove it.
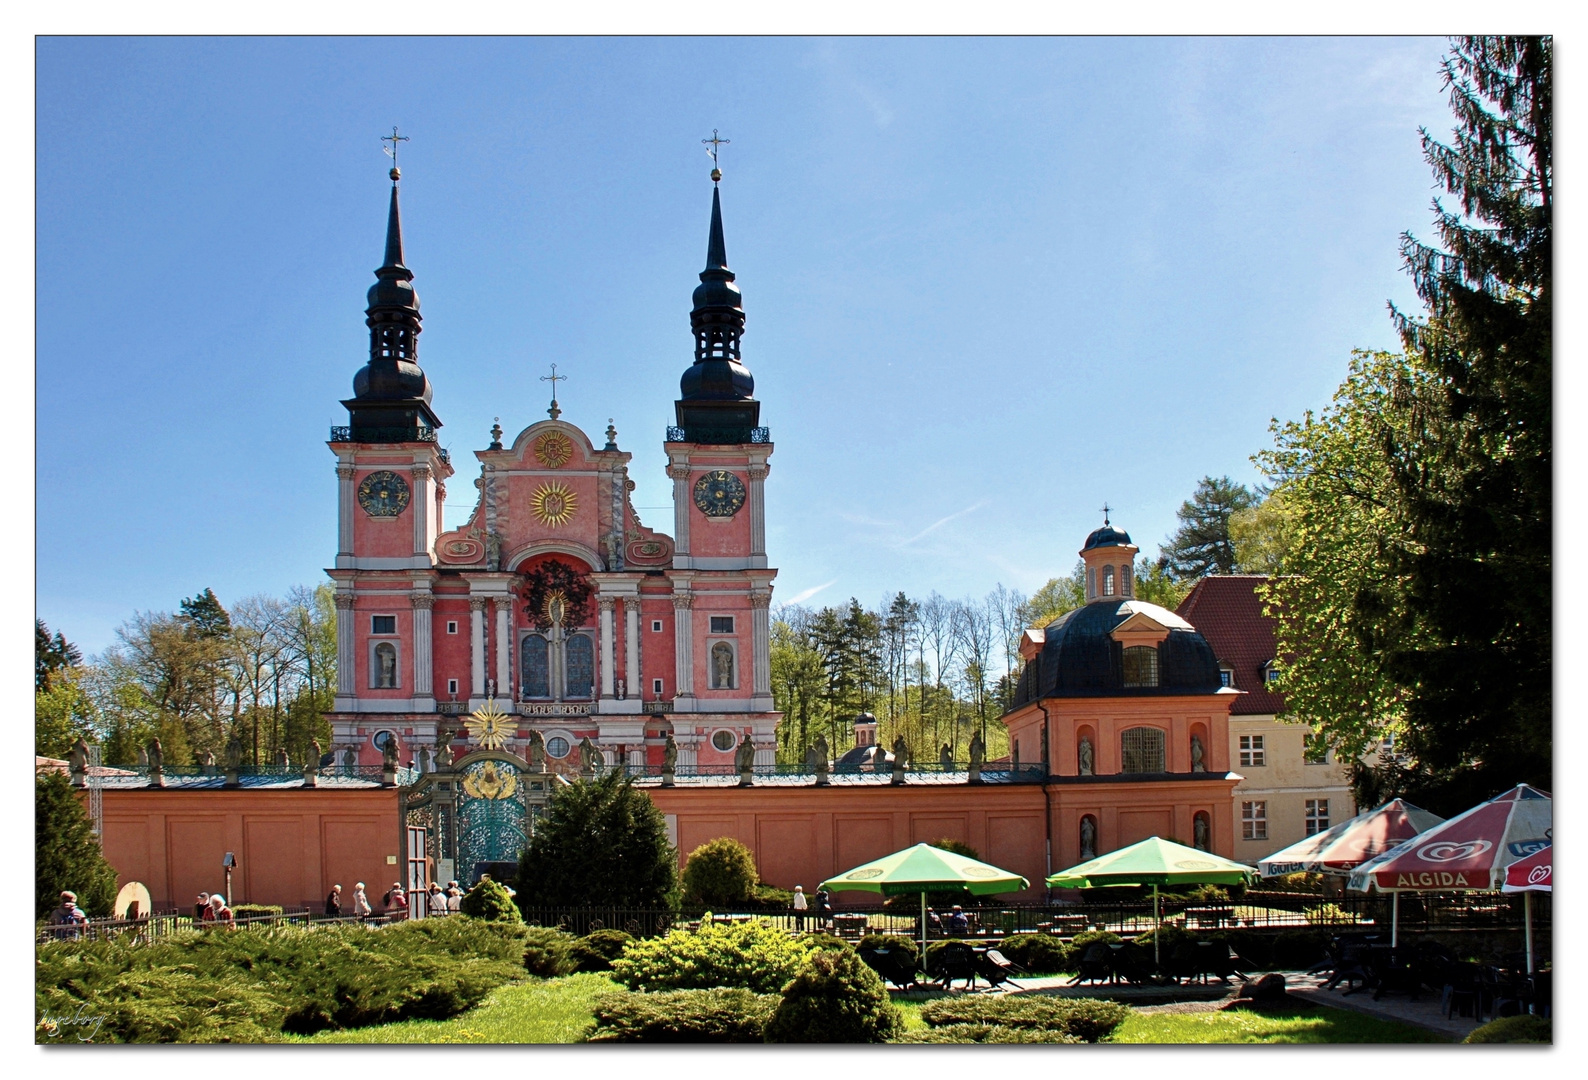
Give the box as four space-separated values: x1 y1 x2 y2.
81 150 1242 907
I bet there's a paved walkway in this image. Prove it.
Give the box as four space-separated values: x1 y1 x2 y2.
1282 971 1480 1041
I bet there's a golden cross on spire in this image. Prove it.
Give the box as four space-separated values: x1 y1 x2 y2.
702 128 730 180
541 364 566 420
382 126 410 180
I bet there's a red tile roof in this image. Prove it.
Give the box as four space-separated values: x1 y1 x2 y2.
1175 575 1285 715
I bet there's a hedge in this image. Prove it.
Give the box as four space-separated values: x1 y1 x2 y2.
569 929 633 973
918 995 1131 1042
764 947 904 1044
610 917 817 993
1463 1015 1551 1044
586 989 777 1043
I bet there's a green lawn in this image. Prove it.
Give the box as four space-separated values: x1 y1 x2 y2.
1110 1004 1449 1044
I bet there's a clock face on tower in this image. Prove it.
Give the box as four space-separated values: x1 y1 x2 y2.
358 471 411 517
693 470 746 518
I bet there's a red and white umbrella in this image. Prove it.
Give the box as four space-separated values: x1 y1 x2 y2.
1502 845 1551 893
1259 798 1445 877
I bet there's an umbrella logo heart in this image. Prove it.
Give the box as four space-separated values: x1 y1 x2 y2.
844 869 885 880
1416 840 1491 863
1173 860 1218 870
1526 865 1550 885
961 867 999 877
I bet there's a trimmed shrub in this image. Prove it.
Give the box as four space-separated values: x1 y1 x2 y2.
747 883 794 909
931 838 981 860
521 926 578 978
569 928 634 973
997 933 1071 974
460 877 522 922
764 947 904 1043
681 837 759 907
896 1024 1083 1044
1069 929 1122 953
1463 1015 1551 1044
231 904 284 919
37 965 285 1044
586 988 778 1043
611 917 817 993
858 932 919 967
798 932 852 953
919 995 1130 1043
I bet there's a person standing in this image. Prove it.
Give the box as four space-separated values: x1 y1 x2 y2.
325 883 343 917
208 893 236 930
428 883 448 917
814 887 833 931
194 892 210 921
792 885 808 931
353 882 372 921
446 881 463 913
384 882 408 920
50 891 89 928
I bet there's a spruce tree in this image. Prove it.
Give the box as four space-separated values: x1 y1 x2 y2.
36 771 118 919
514 771 678 909
1156 476 1259 580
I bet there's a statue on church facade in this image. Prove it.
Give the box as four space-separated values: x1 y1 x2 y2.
1194 814 1210 852
525 730 546 772
225 735 244 770
1078 736 1094 776
578 736 599 775
1080 816 1097 861
435 730 453 767
275 747 290 767
811 735 830 786
939 742 953 769
662 731 677 787
968 731 985 784
68 736 90 787
735 734 756 785
1190 734 1206 773
199 750 216 774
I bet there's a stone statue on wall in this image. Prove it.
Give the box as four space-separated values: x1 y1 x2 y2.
1194 814 1210 852
137 744 149 767
275 747 290 767
145 738 163 772
1080 816 1097 861
342 744 357 770
968 731 985 768
663 731 678 772
891 735 909 769
310 740 322 766
1190 734 1206 773
200 750 216 774
226 735 244 771
811 735 830 785
940 742 954 769
578 736 599 775
435 730 453 767
68 736 89 783
1078 736 1094 776
381 732 399 767
525 730 545 771
417 745 431 773
735 734 756 773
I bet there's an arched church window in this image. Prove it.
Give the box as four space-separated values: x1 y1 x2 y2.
521 634 551 699
710 641 736 689
1102 565 1116 596
1120 726 1166 773
1122 645 1159 688
1121 562 1133 597
565 634 595 699
374 642 398 689
1087 567 1097 599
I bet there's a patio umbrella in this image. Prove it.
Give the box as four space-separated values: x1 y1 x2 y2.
1258 798 1445 878
819 843 1030 964
1046 837 1257 969
1500 845 1551 975
1347 784 1552 947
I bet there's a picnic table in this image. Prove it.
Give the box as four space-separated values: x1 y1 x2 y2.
1185 905 1234 929
832 914 869 939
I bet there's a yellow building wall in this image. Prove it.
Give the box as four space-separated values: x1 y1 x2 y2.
1229 713 1356 864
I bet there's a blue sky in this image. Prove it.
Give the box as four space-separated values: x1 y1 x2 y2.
36 35 1455 655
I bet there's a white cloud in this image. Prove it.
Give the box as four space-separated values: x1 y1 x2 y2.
785 579 838 605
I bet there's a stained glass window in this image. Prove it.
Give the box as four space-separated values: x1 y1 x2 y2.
565 634 594 699
521 634 550 698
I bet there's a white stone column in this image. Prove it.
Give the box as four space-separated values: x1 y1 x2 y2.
335 591 356 695
669 463 691 555
677 736 699 770
411 464 432 558
624 600 641 699
747 462 769 560
598 596 616 699
493 597 512 699
469 597 487 698
628 744 645 769
750 590 773 696
672 593 694 697
337 463 356 557
411 593 434 698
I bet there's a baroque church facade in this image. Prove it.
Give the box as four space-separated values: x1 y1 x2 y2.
326 162 778 778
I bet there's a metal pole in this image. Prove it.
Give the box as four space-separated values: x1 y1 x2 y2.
1391 891 1398 948
1524 892 1534 976
1153 885 1161 970
920 891 928 970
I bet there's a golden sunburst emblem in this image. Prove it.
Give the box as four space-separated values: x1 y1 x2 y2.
530 481 578 528
463 760 518 801
533 431 574 469
464 698 513 750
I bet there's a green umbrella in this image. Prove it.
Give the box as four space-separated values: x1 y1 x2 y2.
820 843 1031 965
1046 837 1257 970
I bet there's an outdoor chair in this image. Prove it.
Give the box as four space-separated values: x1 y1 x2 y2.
1168 941 1206 984
974 947 1024 989
1200 941 1247 984
1070 943 1113 986
1111 943 1155 986
1440 961 1485 1021
859 947 921 991
1371 949 1423 1002
1530 970 1551 1018
931 941 981 991
1324 943 1374 994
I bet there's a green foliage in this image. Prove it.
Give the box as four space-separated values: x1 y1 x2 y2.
568 929 633 973
918 995 1131 1042
857 932 918 967
36 668 99 759
996 933 1072 974
609 918 818 994
35 771 117 919
681 837 759 906
1229 491 1295 574
1025 563 1086 626
1304 902 1353 925
231 904 284 919
586 988 778 1043
1070 929 1123 953
797 932 852 953
519 926 578 978
1463 1014 1551 1044
764 946 904 1044
896 1023 1083 1044
929 837 980 860
460 877 521 922
748 884 794 908
514 771 678 909
37 619 83 693
36 919 528 1042
1157 476 1260 580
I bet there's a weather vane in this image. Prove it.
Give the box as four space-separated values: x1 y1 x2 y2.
541 364 566 420
702 128 730 182
1100 502 1112 525
382 126 409 180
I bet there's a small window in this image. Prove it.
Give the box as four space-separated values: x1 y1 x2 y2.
710 616 735 634
652 620 664 632
372 729 397 753
546 736 570 759
1239 735 1266 768
1122 645 1159 688
1120 726 1166 773
1264 662 1281 684
1219 667 1233 688
446 621 458 635
1305 799 1330 836
652 678 664 695
447 678 458 696
1102 565 1115 596
711 729 737 752
371 615 396 635
1242 800 1268 841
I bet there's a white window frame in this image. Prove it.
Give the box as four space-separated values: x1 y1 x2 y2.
447 678 459 696
370 638 401 689
543 730 575 759
651 619 664 632
1239 734 1266 768
1241 800 1268 841
1305 798 1330 836
371 613 398 635
1219 666 1234 688
446 620 458 635
710 728 738 753
706 638 739 690
652 677 664 696
709 615 736 634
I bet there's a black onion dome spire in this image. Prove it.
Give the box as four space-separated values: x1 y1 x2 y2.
675 174 760 442
344 162 441 441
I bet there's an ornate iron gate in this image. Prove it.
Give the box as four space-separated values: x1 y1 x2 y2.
456 758 530 872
